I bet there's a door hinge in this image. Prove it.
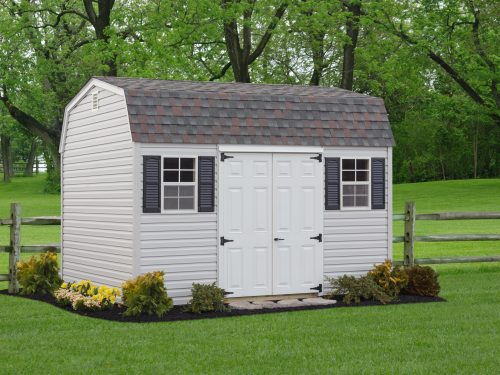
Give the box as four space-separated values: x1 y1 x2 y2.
310 284 322 293
220 153 234 162
220 236 234 246
223 290 234 296
310 233 322 242
310 154 322 162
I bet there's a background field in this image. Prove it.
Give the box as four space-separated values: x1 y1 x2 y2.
0 175 499 373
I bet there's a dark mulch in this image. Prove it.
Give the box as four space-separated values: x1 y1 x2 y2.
0 289 445 323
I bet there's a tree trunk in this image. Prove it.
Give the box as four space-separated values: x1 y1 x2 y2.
24 139 37 177
340 2 362 91
473 124 478 179
309 32 326 86
1 135 13 183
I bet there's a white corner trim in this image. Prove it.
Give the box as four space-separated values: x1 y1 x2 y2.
59 78 125 153
218 145 324 154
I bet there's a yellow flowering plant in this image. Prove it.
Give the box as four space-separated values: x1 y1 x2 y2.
16 251 62 295
368 259 408 297
54 280 120 311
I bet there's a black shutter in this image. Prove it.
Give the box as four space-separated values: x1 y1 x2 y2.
325 157 340 210
198 156 215 212
371 158 386 209
143 156 161 213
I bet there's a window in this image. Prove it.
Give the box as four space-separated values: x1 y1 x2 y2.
341 158 369 208
162 157 196 211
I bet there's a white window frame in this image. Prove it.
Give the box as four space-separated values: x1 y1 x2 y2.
340 157 371 210
161 156 198 214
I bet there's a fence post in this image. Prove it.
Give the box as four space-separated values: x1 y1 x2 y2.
8 203 21 293
404 201 416 267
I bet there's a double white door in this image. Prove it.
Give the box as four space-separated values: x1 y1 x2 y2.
219 153 323 297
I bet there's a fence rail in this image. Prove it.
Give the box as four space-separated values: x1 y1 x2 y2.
1 202 499 293
393 201 500 266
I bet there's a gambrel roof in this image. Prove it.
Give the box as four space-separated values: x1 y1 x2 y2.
95 77 394 147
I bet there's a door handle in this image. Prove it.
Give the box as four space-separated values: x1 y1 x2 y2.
274 237 284 241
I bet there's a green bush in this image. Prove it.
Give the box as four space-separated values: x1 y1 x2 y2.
16 251 62 295
368 259 408 297
187 282 229 314
404 266 440 297
326 275 392 305
122 271 173 317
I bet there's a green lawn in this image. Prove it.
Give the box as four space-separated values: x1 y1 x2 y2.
0 176 499 373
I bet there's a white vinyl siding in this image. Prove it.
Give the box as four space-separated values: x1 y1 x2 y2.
62 88 134 287
323 147 391 285
137 144 218 305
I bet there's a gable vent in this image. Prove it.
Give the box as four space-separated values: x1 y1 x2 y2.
91 91 99 111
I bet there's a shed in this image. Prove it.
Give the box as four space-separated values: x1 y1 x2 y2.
60 77 394 304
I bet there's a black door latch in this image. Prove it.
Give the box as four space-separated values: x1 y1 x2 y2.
310 233 322 242
220 236 234 246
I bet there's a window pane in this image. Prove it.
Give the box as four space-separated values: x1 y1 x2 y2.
356 171 368 181
179 186 194 197
356 195 368 207
180 158 195 169
355 185 368 195
342 159 355 170
343 185 355 195
356 159 369 170
179 197 194 210
180 171 195 182
164 198 178 210
164 186 178 197
342 171 355 181
164 170 179 182
164 158 178 169
343 196 355 207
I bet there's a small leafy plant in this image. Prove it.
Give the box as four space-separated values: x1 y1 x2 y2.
326 275 392 305
122 271 173 317
404 266 440 297
368 259 408 297
187 282 229 314
54 280 120 311
16 251 62 295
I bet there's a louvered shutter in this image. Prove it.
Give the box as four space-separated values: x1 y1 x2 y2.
371 158 386 209
143 156 161 213
198 156 215 212
325 157 340 210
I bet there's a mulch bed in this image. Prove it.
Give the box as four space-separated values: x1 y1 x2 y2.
0 289 445 323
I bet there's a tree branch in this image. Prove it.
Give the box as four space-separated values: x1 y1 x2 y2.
210 61 232 81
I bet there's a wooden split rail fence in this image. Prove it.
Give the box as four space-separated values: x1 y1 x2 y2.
1 202 499 293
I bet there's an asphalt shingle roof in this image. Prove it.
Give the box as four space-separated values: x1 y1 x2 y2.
97 77 394 147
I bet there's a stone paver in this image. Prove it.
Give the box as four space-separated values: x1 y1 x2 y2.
301 297 337 305
276 299 307 307
252 301 283 309
228 301 263 310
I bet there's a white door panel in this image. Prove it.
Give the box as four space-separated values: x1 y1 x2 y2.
220 153 273 297
273 154 323 295
219 152 323 297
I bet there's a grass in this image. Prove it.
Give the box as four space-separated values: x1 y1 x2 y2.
0 176 499 373
0 263 499 374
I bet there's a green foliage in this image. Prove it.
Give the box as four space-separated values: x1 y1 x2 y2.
404 266 441 297
368 259 408 297
122 271 173 317
187 282 229 314
326 275 392 305
16 251 61 295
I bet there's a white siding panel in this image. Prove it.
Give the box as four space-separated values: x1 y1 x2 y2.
138 143 218 305
62 88 134 287
323 147 391 283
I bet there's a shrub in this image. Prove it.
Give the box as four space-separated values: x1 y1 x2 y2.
404 266 440 297
122 271 173 317
326 275 392 305
16 251 62 295
187 283 229 314
54 280 120 311
368 259 408 297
